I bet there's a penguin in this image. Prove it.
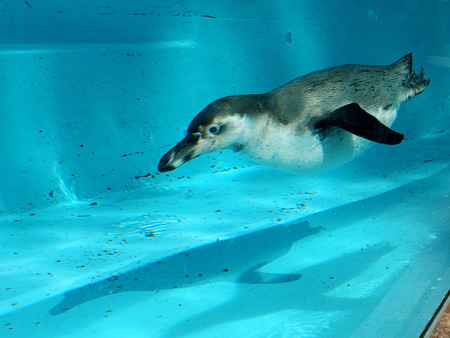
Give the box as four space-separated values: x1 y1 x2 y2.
158 54 429 174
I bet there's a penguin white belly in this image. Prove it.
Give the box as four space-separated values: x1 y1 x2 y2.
241 105 398 174
243 129 356 174
244 124 326 173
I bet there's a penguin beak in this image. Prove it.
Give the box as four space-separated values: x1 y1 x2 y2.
158 133 201 172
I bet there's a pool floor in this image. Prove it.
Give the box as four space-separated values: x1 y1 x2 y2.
1 129 449 337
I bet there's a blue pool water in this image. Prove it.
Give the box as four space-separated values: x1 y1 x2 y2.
1 1 449 337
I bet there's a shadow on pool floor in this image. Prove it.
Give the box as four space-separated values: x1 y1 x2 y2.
50 220 319 315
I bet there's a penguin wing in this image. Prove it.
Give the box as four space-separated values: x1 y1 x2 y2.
314 103 404 145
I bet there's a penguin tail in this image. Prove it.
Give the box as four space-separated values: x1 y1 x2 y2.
391 53 413 74
392 53 430 100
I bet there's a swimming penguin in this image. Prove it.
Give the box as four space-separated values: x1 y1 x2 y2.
158 54 429 174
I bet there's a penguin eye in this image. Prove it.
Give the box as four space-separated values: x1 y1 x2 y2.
207 124 221 135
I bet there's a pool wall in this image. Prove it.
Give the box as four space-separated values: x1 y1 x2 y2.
0 0 448 212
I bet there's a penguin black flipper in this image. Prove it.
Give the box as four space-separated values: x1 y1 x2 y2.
314 103 404 145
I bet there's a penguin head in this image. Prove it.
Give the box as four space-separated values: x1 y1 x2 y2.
158 96 255 173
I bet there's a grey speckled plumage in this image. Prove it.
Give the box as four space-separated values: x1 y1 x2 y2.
269 53 427 126
158 54 430 174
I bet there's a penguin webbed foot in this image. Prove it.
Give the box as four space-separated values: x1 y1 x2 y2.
314 103 404 145
409 67 430 98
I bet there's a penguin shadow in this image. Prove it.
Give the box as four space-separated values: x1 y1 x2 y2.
50 220 319 315
166 242 394 338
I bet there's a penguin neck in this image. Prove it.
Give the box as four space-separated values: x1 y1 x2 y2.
228 115 262 152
